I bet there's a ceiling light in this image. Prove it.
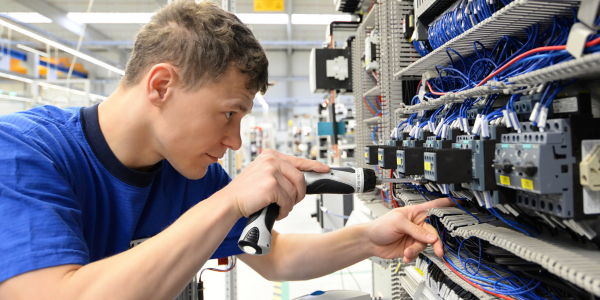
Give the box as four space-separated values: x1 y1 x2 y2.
0 72 108 100
16 44 49 57
0 18 125 75
0 12 52 23
0 94 32 103
255 93 269 114
291 14 353 25
67 13 154 24
236 13 288 25
0 71 33 84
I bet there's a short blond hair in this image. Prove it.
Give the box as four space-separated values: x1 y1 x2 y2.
122 0 269 94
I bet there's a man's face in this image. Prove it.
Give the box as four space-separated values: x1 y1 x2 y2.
155 68 255 179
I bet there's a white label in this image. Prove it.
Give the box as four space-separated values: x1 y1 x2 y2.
552 97 578 113
504 204 520 217
583 140 600 214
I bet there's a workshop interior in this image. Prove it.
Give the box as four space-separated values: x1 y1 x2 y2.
1 0 600 298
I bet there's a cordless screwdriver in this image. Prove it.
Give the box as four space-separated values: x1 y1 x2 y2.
237 167 415 255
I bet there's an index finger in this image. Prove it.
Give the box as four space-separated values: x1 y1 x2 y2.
262 149 329 173
410 197 455 214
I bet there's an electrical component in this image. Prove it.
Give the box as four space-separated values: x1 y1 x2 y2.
309 47 353 93
397 147 426 175
364 34 379 71
424 148 472 184
581 144 600 191
494 117 600 219
378 146 402 169
365 145 379 165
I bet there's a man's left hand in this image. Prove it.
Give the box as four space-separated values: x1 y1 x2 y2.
365 198 454 263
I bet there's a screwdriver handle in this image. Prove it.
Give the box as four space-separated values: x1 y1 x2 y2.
238 167 377 255
237 203 279 255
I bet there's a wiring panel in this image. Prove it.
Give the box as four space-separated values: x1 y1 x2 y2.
346 0 600 298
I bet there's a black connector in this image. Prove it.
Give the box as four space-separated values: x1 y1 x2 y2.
397 147 425 175
365 145 379 165
378 146 401 169
424 148 472 184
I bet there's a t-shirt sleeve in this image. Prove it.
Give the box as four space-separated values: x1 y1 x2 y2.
209 164 248 259
0 123 89 284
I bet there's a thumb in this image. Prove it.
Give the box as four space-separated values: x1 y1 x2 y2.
397 214 438 244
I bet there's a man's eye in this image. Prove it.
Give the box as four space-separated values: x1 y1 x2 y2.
225 112 234 119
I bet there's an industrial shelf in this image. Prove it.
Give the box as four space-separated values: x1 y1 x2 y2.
360 5 378 29
364 85 381 97
445 222 600 296
362 115 382 123
395 51 600 114
415 0 457 21
393 0 580 78
508 51 600 84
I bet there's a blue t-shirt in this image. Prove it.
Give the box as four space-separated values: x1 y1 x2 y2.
0 104 246 284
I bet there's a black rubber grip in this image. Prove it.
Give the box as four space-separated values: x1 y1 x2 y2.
264 203 279 233
306 179 355 194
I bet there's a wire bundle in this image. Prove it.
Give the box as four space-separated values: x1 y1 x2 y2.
430 216 592 300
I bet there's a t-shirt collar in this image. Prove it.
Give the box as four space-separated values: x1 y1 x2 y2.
80 104 162 187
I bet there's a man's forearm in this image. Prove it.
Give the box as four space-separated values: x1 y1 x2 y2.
0 190 242 300
244 224 373 282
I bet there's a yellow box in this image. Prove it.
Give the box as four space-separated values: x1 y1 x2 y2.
521 178 534 190
378 154 382 161
365 152 368 158
424 162 431 171
254 0 284 11
500 175 510 185
397 158 402 165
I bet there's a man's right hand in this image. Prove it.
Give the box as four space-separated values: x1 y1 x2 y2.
222 149 329 220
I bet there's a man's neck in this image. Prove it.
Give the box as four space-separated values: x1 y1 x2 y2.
97 87 164 171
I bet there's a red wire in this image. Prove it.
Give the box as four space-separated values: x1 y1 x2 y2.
375 95 382 109
381 190 390 208
476 36 600 87
368 0 376 12
363 97 378 115
426 81 447 95
443 259 515 300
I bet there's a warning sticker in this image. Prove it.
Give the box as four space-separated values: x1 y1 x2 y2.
552 97 578 113
500 175 510 185
397 158 402 165
424 162 431 171
521 178 534 190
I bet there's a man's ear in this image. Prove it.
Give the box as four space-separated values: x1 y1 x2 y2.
146 63 178 107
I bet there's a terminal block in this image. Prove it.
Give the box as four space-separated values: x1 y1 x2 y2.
424 129 462 149
424 148 472 184
493 117 600 219
378 146 401 169
365 145 379 165
397 147 426 175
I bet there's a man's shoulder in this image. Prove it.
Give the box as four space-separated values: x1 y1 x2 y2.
0 105 81 137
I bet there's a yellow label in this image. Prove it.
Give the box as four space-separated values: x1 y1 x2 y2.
424 162 431 171
415 267 424 276
365 152 368 158
500 175 510 185
521 178 534 190
378 154 382 161
397 158 402 165
254 0 284 11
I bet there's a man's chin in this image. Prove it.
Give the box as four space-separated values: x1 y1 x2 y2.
180 165 209 180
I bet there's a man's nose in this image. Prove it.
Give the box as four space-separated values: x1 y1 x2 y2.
222 127 242 151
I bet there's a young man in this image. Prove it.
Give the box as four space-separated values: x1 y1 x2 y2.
0 1 449 299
